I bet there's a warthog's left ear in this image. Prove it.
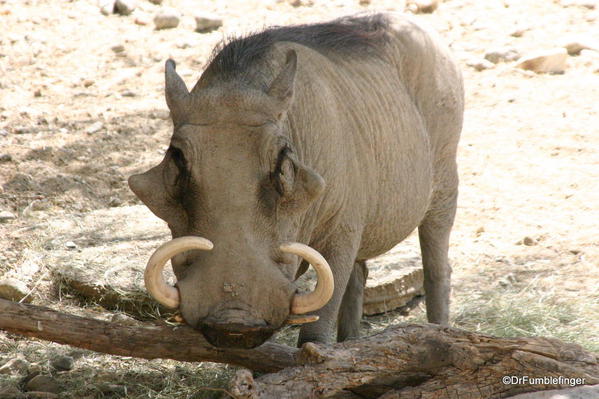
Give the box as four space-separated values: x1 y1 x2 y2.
267 50 297 116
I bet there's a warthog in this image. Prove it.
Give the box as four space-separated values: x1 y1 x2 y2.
129 13 464 349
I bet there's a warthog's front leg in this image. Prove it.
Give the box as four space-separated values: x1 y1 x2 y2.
297 241 359 346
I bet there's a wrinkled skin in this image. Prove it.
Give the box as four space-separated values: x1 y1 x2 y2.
129 13 464 348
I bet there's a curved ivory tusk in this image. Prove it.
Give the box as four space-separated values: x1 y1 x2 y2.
280 242 334 315
145 236 213 309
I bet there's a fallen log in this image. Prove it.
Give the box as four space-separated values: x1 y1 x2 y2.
229 324 599 399
0 298 297 373
1 299 597 398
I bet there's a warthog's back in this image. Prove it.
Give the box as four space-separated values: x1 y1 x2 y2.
255 14 464 258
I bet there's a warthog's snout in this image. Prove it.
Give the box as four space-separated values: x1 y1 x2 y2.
199 320 276 349
198 307 275 348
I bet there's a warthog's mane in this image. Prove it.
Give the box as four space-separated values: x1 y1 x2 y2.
207 13 391 81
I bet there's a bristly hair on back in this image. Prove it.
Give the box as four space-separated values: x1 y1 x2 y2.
206 13 391 79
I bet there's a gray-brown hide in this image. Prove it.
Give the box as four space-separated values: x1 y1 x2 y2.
129 13 464 349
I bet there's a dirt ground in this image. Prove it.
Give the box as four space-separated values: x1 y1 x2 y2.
1 0 598 397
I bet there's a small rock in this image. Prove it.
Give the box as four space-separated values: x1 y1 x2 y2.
484 47 520 63
148 0 162 3
134 15 150 25
25 375 60 394
562 38 598 55
288 0 314 6
560 0 596 9
475 226 485 235
0 210 16 222
466 57 495 71
570 249 581 255
0 385 24 398
111 44 125 53
50 355 74 371
83 79 95 87
121 90 136 97
522 236 537 246
0 153 13 162
114 0 136 15
154 8 180 30
498 273 517 287
176 40 193 49
15 126 37 134
194 13 223 32
0 357 30 375
516 48 568 74
411 0 439 13
149 109 170 120
98 0 116 15
65 241 77 249
85 121 103 134
33 89 42 97
510 26 528 37
0 279 30 302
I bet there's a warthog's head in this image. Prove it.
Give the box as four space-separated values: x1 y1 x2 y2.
128 52 333 349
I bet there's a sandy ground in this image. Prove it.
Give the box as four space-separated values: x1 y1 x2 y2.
0 0 598 397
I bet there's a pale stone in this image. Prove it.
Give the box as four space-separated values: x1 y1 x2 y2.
408 0 439 13
0 278 30 302
466 58 495 71
561 37 598 55
194 13 223 32
559 0 596 9
516 48 568 73
0 210 16 222
484 47 520 63
154 8 180 30
85 121 103 134
98 0 115 15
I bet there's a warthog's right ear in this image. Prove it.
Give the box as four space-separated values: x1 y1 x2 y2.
283 160 325 212
267 50 297 117
165 59 190 122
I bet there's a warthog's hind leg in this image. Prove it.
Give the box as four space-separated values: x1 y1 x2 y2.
418 185 458 325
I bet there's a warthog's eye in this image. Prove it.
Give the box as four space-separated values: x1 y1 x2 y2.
273 146 296 196
170 146 187 172
166 146 190 196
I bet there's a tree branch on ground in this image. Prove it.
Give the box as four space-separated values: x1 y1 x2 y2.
0 298 297 373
